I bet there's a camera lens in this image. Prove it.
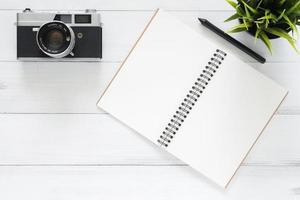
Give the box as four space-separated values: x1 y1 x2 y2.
46 29 65 50
36 21 75 58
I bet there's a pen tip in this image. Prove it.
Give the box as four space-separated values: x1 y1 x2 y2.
198 18 206 23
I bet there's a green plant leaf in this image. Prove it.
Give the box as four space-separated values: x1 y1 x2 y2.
241 0 258 14
282 13 298 37
257 15 276 21
265 9 270 28
255 0 263 9
286 0 300 15
270 13 278 23
265 19 269 28
224 13 240 22
242 17 250 29
226 23 250 33
256 22 261 29
265 27 299 53
257 11 277 21
277 9 286 21
226 0 238 9
265 27 296 42
255 19 265 24
293 10 300 16
269 13 277 20
277 0 286 7
223 0 300 54
244 5 251 18
259 31 272 53
236 4 246 16
254 29 261 43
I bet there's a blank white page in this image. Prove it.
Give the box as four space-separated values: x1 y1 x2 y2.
97 9 287 188
167 53 287 187
97 9 220 143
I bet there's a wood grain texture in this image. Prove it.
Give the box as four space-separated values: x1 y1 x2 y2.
0 62 118 113
0 166 299 199
0 114 299 166
0 0 299 198
0 62 299 113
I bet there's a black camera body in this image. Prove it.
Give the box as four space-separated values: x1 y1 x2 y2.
17 8 102 61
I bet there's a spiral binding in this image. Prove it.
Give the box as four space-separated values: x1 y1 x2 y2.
157 49 227 147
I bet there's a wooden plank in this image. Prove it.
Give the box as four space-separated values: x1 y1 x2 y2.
0 10 299 63
0 165 299 199
0 114 299 165
0 62 118 113
0 0 231 10
0 62 298 113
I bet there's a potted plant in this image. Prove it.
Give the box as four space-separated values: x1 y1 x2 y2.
225 0 300 53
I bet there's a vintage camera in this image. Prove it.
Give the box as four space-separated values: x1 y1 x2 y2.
17 8 102 61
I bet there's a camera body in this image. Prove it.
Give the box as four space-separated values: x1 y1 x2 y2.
17 8 102 61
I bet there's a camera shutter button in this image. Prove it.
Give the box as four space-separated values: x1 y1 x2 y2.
23 8 32 12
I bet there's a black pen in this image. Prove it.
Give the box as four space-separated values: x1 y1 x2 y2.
198 18 266 64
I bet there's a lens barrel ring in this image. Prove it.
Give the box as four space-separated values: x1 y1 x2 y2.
36 21 75 58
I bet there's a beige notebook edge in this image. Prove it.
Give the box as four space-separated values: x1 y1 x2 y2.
96 9 160 105
224 91 288 188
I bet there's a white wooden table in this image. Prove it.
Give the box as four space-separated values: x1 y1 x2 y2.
1 0 300 199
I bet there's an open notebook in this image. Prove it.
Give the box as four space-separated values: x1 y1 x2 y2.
97 9 288 188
